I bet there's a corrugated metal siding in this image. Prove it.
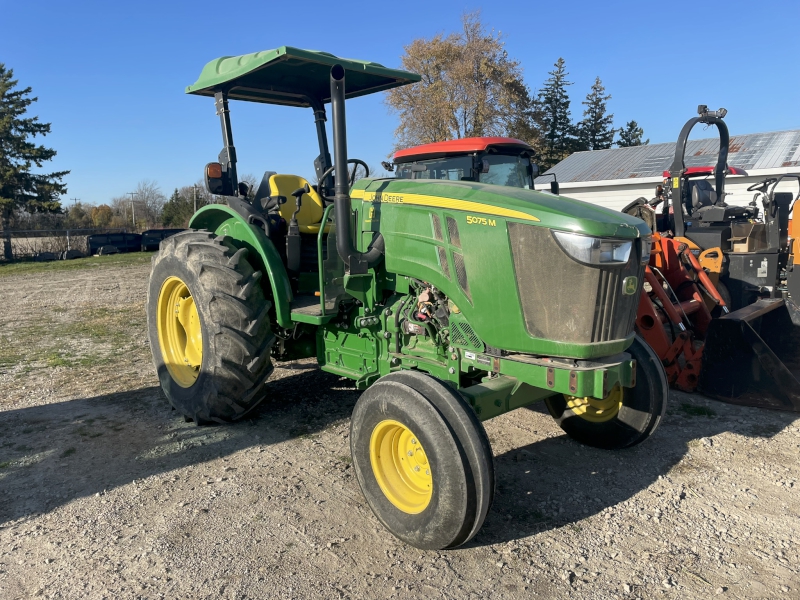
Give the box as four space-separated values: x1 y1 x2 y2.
559 176 800 213
536 129 800 184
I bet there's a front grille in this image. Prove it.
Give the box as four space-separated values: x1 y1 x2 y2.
591 264 642 342
508 223 642 345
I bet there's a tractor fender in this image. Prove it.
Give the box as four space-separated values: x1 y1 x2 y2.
189 204 293 328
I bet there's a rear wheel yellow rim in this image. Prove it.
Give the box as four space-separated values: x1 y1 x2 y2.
369 420 432 514
564 385 624 423
157 276 203 388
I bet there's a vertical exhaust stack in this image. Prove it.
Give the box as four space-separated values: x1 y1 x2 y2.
329 65 384 275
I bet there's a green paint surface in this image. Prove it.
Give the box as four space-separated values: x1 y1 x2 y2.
186 46 420 106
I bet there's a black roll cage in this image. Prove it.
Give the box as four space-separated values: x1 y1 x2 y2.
669 106 730 237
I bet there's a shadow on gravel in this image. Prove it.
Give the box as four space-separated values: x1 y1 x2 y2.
471 395 798 547
3 371 797 547
0 367 360 524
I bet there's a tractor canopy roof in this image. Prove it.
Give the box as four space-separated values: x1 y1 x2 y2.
394 137 533 162
186 46 420 108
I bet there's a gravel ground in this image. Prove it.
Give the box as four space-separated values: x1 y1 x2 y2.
0 257 798 599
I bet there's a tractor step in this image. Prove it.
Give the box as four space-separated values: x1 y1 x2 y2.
290 294 334 325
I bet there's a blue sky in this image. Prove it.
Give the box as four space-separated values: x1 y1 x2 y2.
3 0 798 206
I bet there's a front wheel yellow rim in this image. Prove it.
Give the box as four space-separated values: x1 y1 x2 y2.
369 420 433 514
157 276 203 388
564 385 624 423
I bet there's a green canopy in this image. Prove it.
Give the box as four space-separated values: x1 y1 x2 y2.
186 46 420 107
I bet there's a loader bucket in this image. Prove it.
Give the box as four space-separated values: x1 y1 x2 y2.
700 299 800 411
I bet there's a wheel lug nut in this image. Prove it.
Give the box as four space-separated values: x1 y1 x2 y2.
411 439 416 444
414 466 420 472
426 469 430 475
407 450 413 457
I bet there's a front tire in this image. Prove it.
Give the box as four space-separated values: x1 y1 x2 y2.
545 335 668 449
147 231 275 423
350 372 494 549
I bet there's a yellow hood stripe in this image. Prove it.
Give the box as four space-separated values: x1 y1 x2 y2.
350 190 540 223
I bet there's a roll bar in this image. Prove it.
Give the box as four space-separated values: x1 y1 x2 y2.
669 105 729 237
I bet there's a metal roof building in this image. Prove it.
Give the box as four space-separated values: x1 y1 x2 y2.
535 129 800 211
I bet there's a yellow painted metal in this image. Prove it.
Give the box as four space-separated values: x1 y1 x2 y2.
369 419 433 514
564 385 624 423
351 189 540 223
157 276 203 388
698 247 724 276
675 237 724 311
270 173 326 234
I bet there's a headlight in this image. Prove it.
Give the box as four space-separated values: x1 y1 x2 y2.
552 231 632 265
640 235 652 265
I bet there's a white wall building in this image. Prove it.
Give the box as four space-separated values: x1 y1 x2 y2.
535 129 800 212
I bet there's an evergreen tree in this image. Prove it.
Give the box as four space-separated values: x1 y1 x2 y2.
537 58 574 170
616 120 649 147
577 77 615 151
0 63 69 259
161 188 194 228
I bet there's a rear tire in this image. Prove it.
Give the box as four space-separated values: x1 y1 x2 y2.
350 372 494 549
147 230 275 424
545 335 668 449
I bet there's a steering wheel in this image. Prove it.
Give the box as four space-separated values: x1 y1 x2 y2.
747 178 776 193
319 159 370 188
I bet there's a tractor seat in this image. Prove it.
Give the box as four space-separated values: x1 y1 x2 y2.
688 179 719 211
270 174 328 234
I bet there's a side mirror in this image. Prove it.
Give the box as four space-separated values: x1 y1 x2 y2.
205 162 233 196
381 161 395 173
550 181 560 195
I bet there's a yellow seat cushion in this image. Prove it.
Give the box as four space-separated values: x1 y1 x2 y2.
270 174 325 234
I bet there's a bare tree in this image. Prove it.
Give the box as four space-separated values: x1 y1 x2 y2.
132 180 166 229
386 11 540 153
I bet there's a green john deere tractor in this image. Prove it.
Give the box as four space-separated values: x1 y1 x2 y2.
147 47 668 550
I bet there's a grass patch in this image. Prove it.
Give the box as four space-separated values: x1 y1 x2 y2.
0 461 10 468
0 252 155 278
60 447 76 458
337 455 352 464
679 403 716 417
0 303 146 372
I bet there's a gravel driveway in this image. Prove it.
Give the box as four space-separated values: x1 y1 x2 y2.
0 257 798 599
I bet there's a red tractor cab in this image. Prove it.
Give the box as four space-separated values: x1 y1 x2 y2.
390 137 540 190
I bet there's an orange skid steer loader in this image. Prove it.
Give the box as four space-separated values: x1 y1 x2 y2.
627 107 800 412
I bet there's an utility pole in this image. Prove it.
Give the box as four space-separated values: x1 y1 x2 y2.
67 199 79 251
192 184 198 213
127 192 136 230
